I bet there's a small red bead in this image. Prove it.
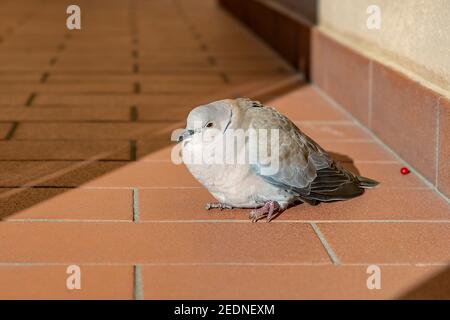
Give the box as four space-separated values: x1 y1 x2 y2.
400 167 410 175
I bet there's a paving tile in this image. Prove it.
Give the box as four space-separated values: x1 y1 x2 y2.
13 122 180 140
0 73 42 83
0 93 29 106
46 73 224 85
33 94 207 107
372 61 439 182
312 30 370 125
84 161 201 188
295 122 371 141
319 223 450 263
0 141 130 160
0 265 134 299
137 105 192 121
139 187 450 222
141 265 448 299
0 222 330 263
140 83 224 94
1 188 132 221
269 86 350 121
288 188 450 221
320 141 396 162
0 83 133 94
437 97 450 197
0 106 131 121
0 122 13 139
401 266 450 299
0 161 128 187
342 162 425 188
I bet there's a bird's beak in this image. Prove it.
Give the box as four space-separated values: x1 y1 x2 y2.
177 129 195 143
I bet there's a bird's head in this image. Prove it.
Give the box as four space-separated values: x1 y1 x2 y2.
177 99 232 143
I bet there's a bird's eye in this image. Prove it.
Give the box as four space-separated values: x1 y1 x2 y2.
206 122 214 128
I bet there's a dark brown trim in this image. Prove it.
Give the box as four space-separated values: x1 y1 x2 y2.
219 0 314 80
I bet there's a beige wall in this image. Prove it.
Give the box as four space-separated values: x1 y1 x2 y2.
319 0 450 92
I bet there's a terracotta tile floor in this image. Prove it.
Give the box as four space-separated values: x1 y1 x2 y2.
0 0 449 299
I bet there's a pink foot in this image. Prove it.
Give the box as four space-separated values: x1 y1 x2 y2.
249 201 281 223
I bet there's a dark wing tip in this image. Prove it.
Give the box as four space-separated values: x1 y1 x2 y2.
357 176 379 188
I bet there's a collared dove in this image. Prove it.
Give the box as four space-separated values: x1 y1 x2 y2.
176 98 378 222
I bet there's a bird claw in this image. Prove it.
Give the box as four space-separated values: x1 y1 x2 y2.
249 201 281 223
205 202 233 211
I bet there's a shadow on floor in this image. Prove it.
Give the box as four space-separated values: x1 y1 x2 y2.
400 266 450 299
0 77 305 220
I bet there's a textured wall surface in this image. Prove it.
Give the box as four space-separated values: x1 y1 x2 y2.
319 0 450 91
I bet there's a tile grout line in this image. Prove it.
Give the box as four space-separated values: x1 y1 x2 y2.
310 223 341 266
25 92 36 107
132 187 139 223
133 264 144 300
130 140 137 161
5 122 19 140
4 219 450 224
313 84 450 204
0 262 448 267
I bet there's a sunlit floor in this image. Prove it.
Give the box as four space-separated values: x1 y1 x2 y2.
0 0 448 299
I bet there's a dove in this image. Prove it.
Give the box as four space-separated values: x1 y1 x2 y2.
176 98 379 222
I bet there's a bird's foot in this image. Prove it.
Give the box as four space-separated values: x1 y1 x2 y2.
249 201 281 223
205 202 233 211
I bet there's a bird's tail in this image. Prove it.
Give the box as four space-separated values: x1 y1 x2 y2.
357 176 379 188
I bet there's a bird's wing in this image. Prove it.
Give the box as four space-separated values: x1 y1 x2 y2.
244 104 332 192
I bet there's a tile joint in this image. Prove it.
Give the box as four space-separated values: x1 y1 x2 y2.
310 222 341 266
133 264 144 300
132 187 139 223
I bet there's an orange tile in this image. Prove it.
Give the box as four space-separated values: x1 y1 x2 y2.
295 122 370 141
312 30 370 125
0 122 13 139
0 222 330 264
0 106 131 121
0 94 28 106
343 162 425 188
371 61 439 182
0 265 133 299
141 264 448 299
269 86 350 121
85 162 200 188
320 141 396 162
33 94 206 107
0 83 133 94
3 188 132 221
0 141 130 160
13 122 180 140
139 187 449 222
286 189 450 221
137 105 192 121
0 161 128 187
319 223 450 263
